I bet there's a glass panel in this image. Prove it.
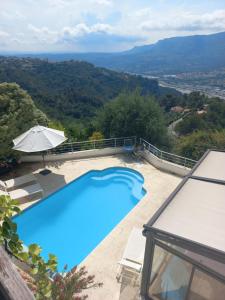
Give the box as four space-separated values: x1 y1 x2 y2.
156 239 225 278
149 245 193 300
188 269 225 300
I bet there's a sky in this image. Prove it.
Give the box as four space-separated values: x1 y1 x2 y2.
0 0 225 53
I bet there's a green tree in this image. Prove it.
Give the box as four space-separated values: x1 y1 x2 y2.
96 91 169 148
175 130 225 160
88 131 104 141
175 114 206 135
48 120 65 132
159 94 182 112
183 92 206 109
205 100 225 129
0 83 48 161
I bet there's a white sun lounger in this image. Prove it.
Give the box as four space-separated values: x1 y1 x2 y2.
0 173 37 190
117 228 146 283
9 183 43 200
0 183 43 201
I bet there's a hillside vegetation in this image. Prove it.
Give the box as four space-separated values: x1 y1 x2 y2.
170 96 225 159
0 57 165 121
1 57 225 163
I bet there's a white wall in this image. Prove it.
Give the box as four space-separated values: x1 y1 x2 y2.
21 147 190 177
21 147 125 162
141 150 190 177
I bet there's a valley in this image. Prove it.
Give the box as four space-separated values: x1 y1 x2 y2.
156 69 225 100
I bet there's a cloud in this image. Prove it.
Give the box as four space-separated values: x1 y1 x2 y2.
0 30 10 38
133 7 152 18
140 10 225 32
0 10 25 21
10 38 22 44
0 30 10 47
92 0 113 6
0 1 225 52
28 24 58 43
60 31 144 52
26 22 141 51
61 23 113 39
27 22 114 44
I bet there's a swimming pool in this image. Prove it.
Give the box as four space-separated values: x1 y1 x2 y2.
14 167 146 270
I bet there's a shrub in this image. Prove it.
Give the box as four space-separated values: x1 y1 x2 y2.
175 130 225 160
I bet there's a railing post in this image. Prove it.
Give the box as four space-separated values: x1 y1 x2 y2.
70 142 73 153
93 141 96 149
115 138 117 148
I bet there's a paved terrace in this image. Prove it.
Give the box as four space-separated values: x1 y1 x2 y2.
4 154 181 300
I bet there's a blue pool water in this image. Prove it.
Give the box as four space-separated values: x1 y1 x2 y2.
14 167 146 271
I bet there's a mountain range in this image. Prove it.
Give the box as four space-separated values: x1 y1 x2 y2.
12 31 225 75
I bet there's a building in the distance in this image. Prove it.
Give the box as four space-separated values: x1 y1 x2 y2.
170 106 184 113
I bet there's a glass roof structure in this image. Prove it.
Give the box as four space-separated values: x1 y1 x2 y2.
141 150 225 300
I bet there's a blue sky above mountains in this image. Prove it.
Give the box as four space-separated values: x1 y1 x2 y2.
0 0 225 52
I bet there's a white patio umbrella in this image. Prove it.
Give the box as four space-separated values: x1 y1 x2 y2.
13 125 67 175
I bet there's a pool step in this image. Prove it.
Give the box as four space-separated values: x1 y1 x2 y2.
91 170 143 183
91 168 143 183
91 172 145 200
91 173 135 189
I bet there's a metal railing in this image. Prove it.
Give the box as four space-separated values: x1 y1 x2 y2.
32 135 196 169
139 138 197 168
47 136 137 154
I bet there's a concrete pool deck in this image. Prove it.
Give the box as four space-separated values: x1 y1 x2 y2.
4 154 181 299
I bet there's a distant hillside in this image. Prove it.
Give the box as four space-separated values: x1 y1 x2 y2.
20 31 225 75
0 57 168 121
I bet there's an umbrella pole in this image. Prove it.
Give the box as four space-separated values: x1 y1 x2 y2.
39 152 51 175
42 152 45 169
